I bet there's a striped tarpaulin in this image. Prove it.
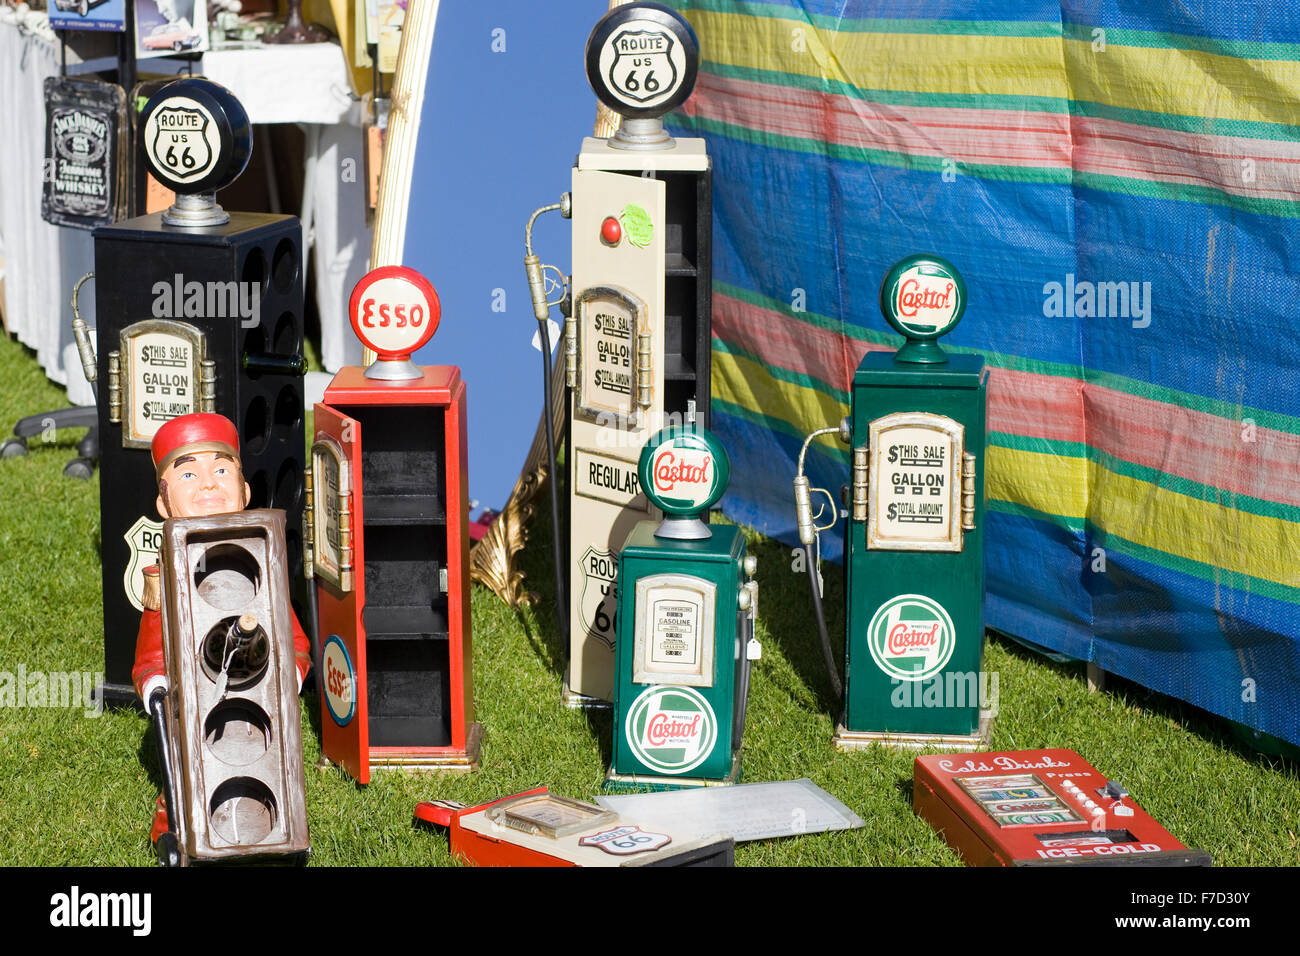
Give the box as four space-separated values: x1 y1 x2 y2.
665 0 1300 745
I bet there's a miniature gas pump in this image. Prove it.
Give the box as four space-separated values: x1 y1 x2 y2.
309 266 480 782
525 2 713 707
608 411 759 789
795 255 989 750
93 78 307 704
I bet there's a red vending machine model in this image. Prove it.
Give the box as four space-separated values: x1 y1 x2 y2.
310 267 480 782
914 748 1211 866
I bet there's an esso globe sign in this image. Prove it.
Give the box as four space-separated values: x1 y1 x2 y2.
348 266 441 360
639 427 729 516
586 2 699 119
880 255 967 340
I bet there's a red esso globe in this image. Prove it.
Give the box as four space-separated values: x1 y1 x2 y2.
348 266 441 359
601 216 622 246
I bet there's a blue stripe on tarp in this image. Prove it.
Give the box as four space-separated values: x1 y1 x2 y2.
1061 1 1300 48
1084 541 1300 744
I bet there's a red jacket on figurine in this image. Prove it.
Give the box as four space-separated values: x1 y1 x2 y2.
132 412 310 703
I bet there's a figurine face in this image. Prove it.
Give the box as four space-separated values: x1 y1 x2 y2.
157 451 250 518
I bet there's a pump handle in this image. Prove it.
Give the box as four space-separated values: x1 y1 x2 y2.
525 254 550 322
71 273 97 387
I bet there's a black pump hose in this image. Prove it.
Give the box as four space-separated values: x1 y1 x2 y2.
538 319 568 640
804 544 843 701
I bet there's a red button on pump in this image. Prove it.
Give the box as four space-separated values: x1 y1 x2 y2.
601 216 622 246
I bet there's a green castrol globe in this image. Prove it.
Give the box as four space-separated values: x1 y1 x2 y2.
879 254 967 364
638 423 730 522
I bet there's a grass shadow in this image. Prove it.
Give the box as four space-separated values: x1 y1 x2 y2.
745 532 844 716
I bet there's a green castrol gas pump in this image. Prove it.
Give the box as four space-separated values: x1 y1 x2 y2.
795 255 991 751
609 407 759 789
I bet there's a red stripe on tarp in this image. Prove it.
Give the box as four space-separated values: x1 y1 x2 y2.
685 73 1300 200
715 292 1300 506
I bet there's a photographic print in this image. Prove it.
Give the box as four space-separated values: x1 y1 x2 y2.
134 0 208 59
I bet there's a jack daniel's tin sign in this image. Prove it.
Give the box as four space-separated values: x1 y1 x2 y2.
42 77 127 230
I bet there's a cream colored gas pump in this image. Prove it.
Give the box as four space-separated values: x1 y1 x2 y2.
526 3 712 706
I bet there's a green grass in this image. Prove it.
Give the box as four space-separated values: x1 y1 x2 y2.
0 330 1297 866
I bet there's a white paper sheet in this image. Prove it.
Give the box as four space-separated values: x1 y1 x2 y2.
596 778 864 844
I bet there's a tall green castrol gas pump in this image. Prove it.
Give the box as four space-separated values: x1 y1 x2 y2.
609 408 759 789
795 255 990 751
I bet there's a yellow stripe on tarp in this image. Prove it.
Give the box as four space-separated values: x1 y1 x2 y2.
976 447 1299 587
1087 461 1300 589
989 446 1088 521
692 10 1300 129
715 350 847 453
693 10 1070 101
1064 41 1300 131
721 356 1300 587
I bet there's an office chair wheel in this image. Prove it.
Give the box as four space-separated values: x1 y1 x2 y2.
1 438 28 458
63 457 95 480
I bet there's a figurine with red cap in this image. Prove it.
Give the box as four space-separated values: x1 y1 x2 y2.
133 412 312 847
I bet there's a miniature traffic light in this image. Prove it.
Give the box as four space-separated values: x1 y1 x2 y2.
157 509 310 863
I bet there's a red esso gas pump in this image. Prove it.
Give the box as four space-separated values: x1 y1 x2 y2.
308 266 481 782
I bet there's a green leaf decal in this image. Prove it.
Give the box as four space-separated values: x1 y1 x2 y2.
621 204 654 248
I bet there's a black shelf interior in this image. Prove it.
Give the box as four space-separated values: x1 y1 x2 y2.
366 638 452 748
363 604 449 640
337 403 453 748
665 252 697 277
362 493 445 525
663 354 697 381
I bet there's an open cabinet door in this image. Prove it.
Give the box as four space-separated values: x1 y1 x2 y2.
311 402 370 783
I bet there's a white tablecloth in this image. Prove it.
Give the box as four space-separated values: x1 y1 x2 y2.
0 12 368 410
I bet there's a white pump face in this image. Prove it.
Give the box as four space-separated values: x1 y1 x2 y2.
566 167 667 704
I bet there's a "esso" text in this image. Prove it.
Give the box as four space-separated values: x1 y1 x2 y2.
359 298 425 330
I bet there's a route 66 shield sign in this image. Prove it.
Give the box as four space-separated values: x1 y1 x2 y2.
579 545 618 650
606 29 679 106
579 825 671 856
148 102 216 184
123 514 164 612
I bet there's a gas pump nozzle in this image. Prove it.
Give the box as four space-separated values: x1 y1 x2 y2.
524 194 572 320
524 197 574 643
71 273 97 396
793 419 851 700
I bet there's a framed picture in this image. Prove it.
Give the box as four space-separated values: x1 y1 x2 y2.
134 0 208 59
49 0 126 33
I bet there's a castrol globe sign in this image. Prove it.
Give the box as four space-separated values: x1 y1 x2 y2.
638 425 730 516
880 254 966 340
867 593 956 682
348 265 441 361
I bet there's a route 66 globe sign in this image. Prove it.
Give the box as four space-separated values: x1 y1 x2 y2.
139 78 252 226
585 2 699 120
879 254 967 363
140 78 251 195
